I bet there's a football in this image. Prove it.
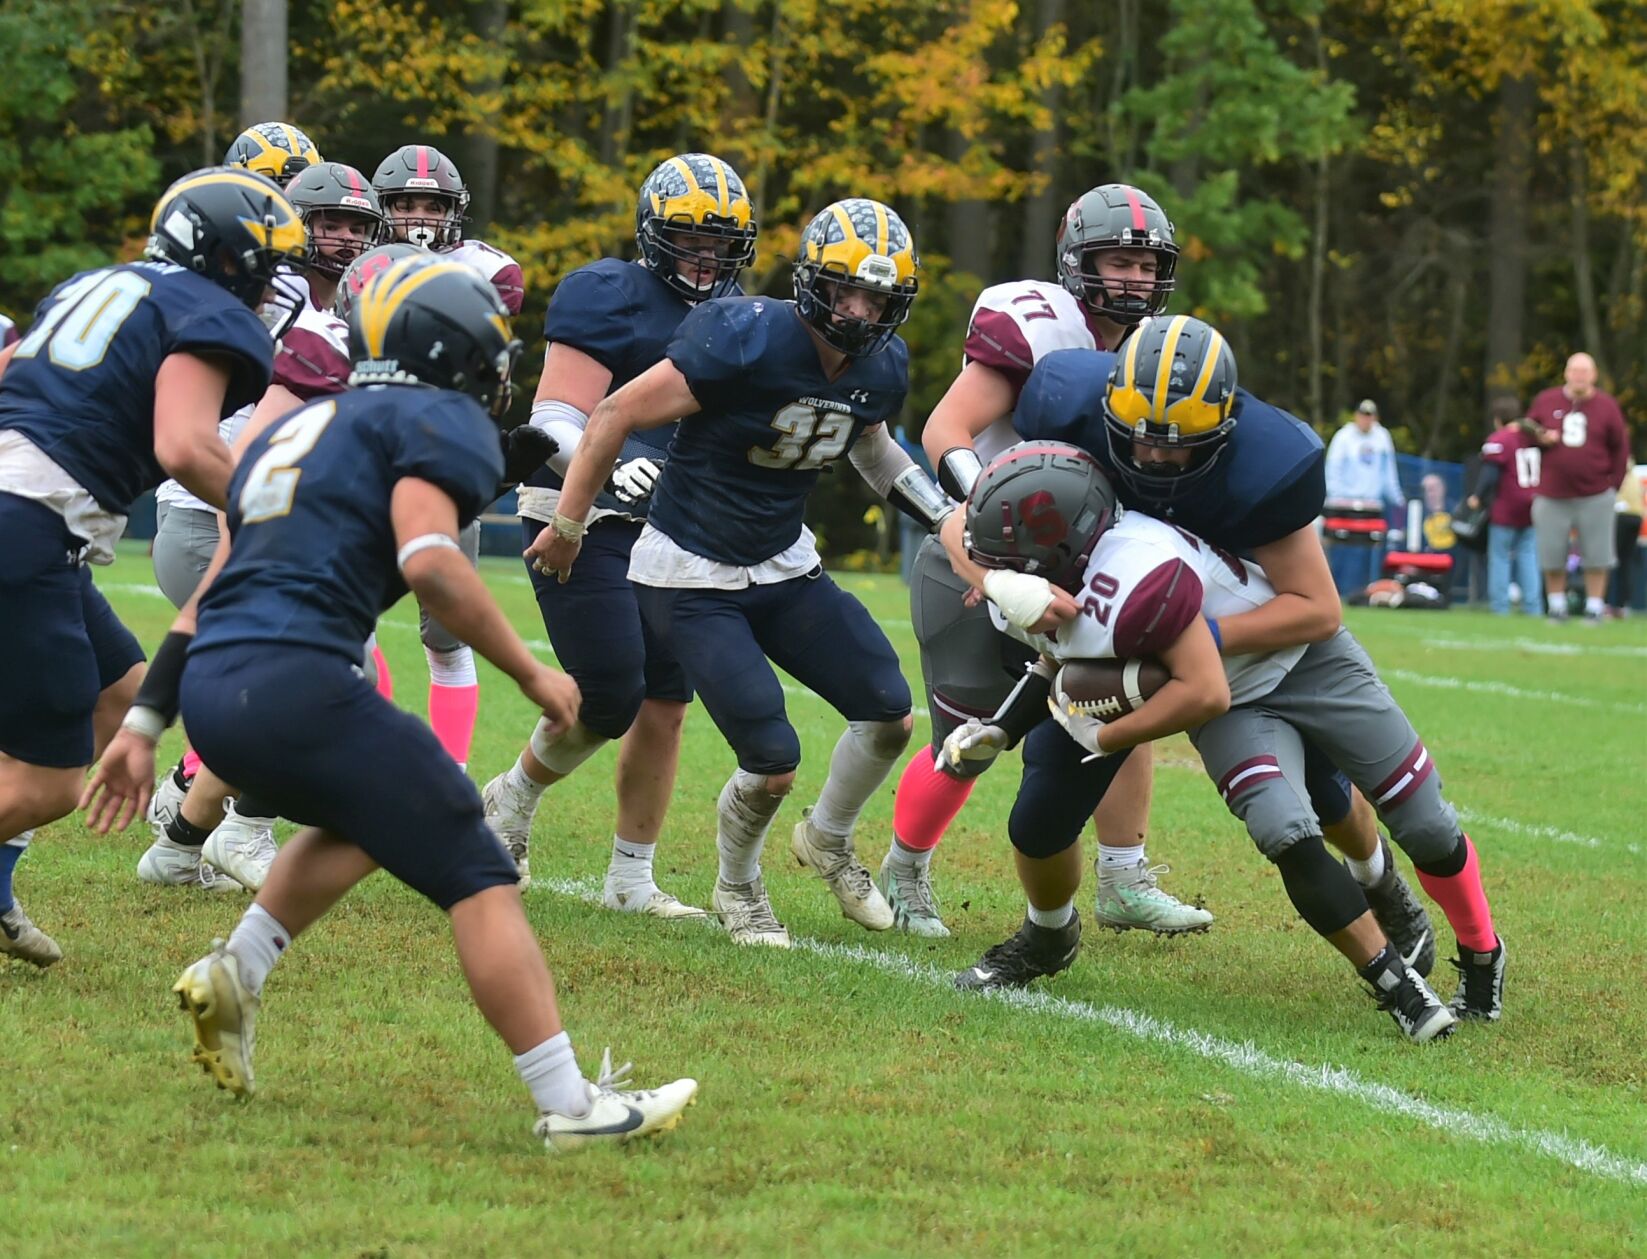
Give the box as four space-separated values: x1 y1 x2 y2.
1055 657 1171 720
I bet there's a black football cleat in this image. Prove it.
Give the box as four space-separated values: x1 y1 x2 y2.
1445 937 1506 1021
1360 947 1455 1043
955 911 1081 992
1356 837 1436 978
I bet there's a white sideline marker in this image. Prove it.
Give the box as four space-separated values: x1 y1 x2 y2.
538 874 1647 1191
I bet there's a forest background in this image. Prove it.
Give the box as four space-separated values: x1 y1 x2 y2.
2 0 1642 550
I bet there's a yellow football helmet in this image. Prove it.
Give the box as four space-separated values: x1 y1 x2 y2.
793 198 918 356
224 122 322 182
636 153 757 302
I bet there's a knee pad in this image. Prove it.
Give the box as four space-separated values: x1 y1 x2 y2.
854 717 912 759
1272 834 1368 938
424 644 476 687
1304 760 1353 830
529 718 608 775
1380 772 1460 869
571 670 647 742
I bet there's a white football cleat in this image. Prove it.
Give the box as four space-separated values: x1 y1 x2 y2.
147 769 189 838
0 903 62 968
711 877 790 948
173 941 259 1097
602 881 709 920
534 1048 698 1153
202 800 278 892
481 772 532 888
791 810 893 931
138 839 239 891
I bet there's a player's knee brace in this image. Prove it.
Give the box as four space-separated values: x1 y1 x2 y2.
529 717 607 775
860 716 913 759
1271 834 1369 938
1379 773 1460 868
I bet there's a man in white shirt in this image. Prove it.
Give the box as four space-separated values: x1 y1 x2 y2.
1324 399 1405 594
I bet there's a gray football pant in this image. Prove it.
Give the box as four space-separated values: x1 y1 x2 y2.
909 533 1036 774
1188 628 1459 865
417 520 483 653
152 502 220 609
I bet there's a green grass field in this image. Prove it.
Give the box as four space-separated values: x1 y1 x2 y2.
4 544 1646 1257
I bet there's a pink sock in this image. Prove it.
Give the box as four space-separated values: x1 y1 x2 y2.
182 748 203 778
371 644 395 701
891 746 976 852
1415 835 1498 953
429 684 480 767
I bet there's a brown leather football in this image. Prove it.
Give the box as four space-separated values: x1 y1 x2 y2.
1055 658 1170 720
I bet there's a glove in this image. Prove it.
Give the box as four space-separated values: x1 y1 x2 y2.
609 456 663 504
1046 692 1113 761
499 425 559 489
981 569 1057 631
935 718 1009 775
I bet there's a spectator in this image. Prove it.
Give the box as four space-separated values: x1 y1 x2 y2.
1324 398 1406 594
1466 396 1544 616
1526 352 1632 623
1610 465 1644 618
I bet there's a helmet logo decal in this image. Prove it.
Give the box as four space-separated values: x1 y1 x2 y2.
855 254 898 287
1017 491 1068 548
405 177 440 190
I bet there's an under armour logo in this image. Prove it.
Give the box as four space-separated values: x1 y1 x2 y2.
850 389 871 404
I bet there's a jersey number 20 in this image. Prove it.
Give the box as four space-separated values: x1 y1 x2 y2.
240 402 337 523
748 403 853 470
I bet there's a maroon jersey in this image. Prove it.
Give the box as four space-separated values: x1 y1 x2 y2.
1526 386 1630 499
1479 425 1540 528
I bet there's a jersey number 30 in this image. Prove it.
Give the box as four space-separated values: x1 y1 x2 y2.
748 403 853 470
15 270 152 371
240 402 337 523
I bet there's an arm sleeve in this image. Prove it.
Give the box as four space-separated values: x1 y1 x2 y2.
1471 461 1502 498
1112 559 1204 658
383 397 506 524
543 268 634 373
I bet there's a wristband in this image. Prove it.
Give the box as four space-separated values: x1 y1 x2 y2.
1206 616 1223 652
120 705 167 744
550 511 588 541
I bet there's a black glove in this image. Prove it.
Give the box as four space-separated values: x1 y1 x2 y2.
498 425 559 490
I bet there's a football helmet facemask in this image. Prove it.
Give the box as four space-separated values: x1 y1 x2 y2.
372 145 469 249
1056 184 1178 325
286 163 387 279
635 152 757 303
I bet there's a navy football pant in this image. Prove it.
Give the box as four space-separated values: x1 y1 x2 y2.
0 493 145 767
1008 717 1136 859
181 644 518 909
523 516 691 740
635 569 912 776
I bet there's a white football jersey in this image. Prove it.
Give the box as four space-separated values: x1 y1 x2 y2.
445 239 524 314
962 279 1101 465
997 511 1304 706
0 311 17 348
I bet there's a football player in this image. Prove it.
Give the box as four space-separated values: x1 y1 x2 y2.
483 153 757 914
883 184 1217 937
141 164 387 892
224 121 321 182
82 255 699 1150
373 143 526 773
954 332 1503 1034
0 167 303 962
927 298 1434 973
530 199 954 947
0 313 19 350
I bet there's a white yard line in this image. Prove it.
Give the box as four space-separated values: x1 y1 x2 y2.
1382 668 1647 715
537 874 1647 1190
1455 807 1642 859
1411 636 1647 659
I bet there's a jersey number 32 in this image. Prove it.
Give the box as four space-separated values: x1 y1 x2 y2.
748 403 852 471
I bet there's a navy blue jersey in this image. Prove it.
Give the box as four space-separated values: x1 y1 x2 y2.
648 298 908 566
1016 347 1325 553
0 261 272 513
192 386 503 663
526 257 718 517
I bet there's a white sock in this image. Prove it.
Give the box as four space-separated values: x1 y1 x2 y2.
226 903 291 997
1346 842 1387 888
425 644 478 687
1027 899 1075 929
1098 843 1145 871
6 830 32 852
808 720 908 839
504 758 550 812
1586 595 1605 616
717 769 783 886
515 1030 589 1118
886 840 932 875
607 835 656 889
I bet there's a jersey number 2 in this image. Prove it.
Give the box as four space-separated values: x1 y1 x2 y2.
748 403 854 471
239 402 337 523
15 270 152 371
